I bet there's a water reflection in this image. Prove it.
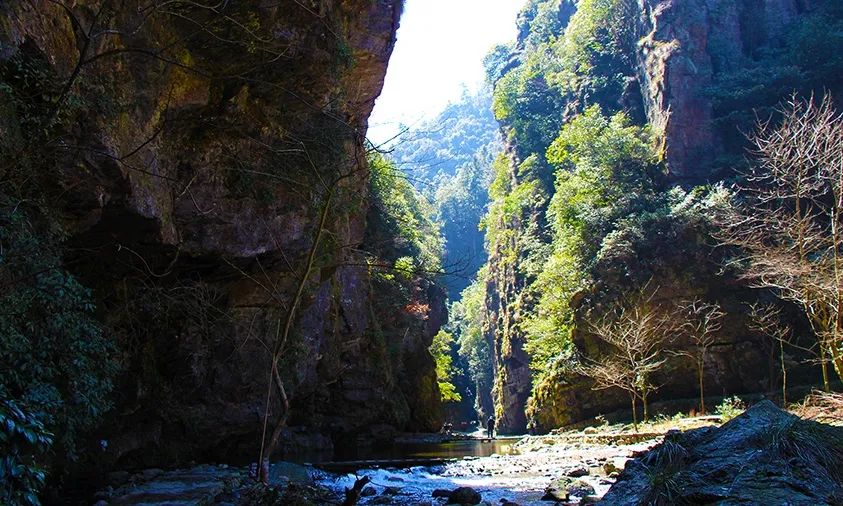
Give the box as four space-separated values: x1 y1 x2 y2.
286 435 522 467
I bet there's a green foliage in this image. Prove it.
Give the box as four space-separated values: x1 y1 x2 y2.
550 0 636 100
383 88 501 301
388 88 500 185
434 153 494 299
367 152 443 275
430 331 462 403
521 107 661 382
0 400 53 506
715 396 746 421
452 275 491 388
0 208 117 461
492 55 567 156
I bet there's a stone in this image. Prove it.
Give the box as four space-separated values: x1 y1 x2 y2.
447 486 482 505
540 489 568 502
566 480 595 498
382 486 401 496
107 471 130 486
601 401 843 505
566 466 589 477
360 486 377 497
432 488 451 498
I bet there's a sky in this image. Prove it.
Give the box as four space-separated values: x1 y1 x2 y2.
367 0 524 146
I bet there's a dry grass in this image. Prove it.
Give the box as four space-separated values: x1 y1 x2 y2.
767 417 843 483
790 390 843 425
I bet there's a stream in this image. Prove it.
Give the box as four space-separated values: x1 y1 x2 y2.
98 432 660 505
291 433 650 505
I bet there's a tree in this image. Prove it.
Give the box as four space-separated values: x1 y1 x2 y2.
748 303 794 405
430 331 462 404
578 297 672 430
672 299 724 414
715 94 843 390
453 274 493 421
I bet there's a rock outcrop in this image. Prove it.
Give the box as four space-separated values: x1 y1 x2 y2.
636 0 819 181
601 401 843 505
0 0 443 475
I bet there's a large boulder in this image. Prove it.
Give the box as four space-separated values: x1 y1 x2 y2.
601 401 843 505
447 486 482 505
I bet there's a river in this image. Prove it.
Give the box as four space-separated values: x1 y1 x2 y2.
290 432 651 505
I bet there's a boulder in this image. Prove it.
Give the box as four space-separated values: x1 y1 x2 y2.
447 486 482 505
601 401 843 505
566 466 589 477
566 479 595 498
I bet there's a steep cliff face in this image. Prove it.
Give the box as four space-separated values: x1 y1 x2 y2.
636 0 816 181
485 0 838 433
0 0 444 473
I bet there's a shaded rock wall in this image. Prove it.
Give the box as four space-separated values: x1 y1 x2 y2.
636 0 814 181
0 0 444 472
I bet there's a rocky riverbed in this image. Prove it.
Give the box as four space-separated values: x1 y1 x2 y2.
96 418 720 505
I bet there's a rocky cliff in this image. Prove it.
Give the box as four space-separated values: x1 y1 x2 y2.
0 0 444 477
485 0 840 433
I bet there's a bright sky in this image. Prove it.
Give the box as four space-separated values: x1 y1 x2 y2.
368 0 524 145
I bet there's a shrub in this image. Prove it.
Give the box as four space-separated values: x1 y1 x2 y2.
715 396 746 421
0 400 53 505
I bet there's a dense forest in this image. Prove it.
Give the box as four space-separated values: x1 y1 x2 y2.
2 0 843 504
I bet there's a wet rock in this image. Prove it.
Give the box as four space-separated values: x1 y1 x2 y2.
107 471 130 486
566 466 589 477
602 401 843 505
448 486 482 505
268 461 312 485
360 486 377 497
583 427 599 435
382 486 401 495
602 458 625 475
566 479 595 498
540 489 567 502
433 488 451 498
580 495 601 505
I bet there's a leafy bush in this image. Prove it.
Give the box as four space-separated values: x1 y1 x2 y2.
0 400 53 505
366 152 443 274
430 331 462 403
715 396 746 421
0 207 116 462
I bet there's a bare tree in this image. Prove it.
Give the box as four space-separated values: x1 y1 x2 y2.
715 93 843 391
671 299 724 414
748 303 793 405
578 300 672 430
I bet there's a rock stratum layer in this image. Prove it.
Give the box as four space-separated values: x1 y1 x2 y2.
0 0 444 473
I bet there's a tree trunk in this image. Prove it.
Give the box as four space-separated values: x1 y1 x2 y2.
780 338 787 405
820 343 831 392
630 393 638 432
698 356 706 415
642 390 649 422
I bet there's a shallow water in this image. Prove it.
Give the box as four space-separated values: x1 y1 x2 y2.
287 434 522 466
298 434 626 505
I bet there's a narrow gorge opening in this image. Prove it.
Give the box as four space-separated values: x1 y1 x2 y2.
1 0 843 505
